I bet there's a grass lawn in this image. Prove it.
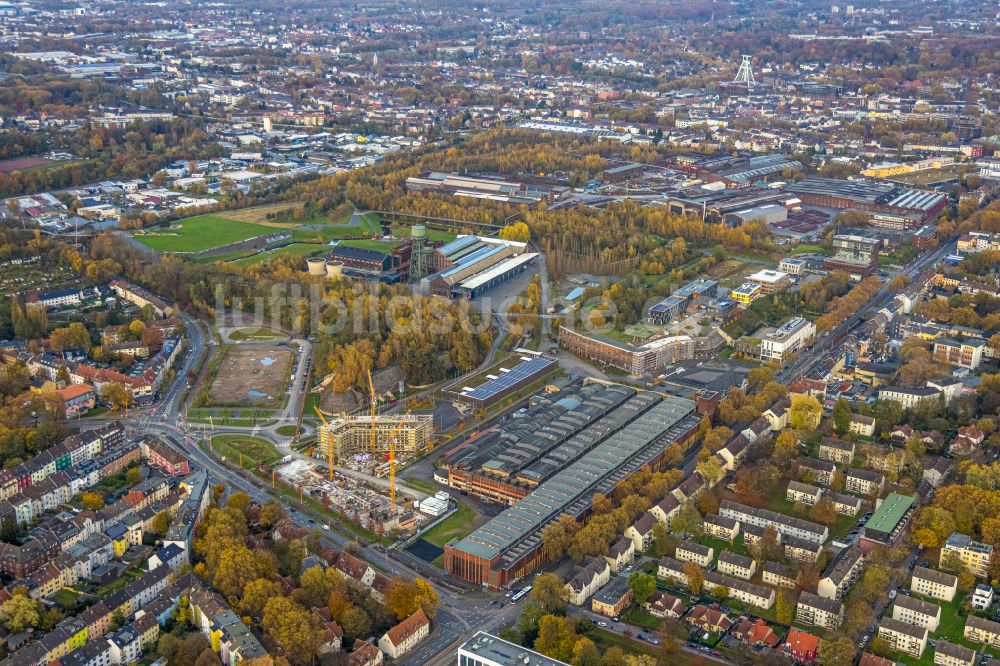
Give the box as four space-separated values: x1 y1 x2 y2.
134 215 276 252
230 243 329 267
791 244 832 256
81 406 108 418
420 499 482 547
694 533 749 563
210 434 281 467
403 477 439 494
52 588 81 610
276 425 298 436
624 605 663 630
587 628 671 660
228 327 288 341
339 238 401 252
94 566 144 597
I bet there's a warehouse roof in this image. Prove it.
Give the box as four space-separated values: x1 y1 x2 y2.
451 396 696 562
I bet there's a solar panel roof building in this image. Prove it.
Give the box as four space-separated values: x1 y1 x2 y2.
445 395 700 588
443 355 557 409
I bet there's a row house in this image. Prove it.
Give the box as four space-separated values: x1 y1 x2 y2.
720 500 829 544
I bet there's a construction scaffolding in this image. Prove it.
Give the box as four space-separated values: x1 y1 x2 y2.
316 412 435 463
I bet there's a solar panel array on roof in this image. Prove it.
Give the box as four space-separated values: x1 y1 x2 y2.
451 396 696 563
463 357 556 401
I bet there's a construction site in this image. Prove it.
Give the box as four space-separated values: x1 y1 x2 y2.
315 412 435 464
272 458 424 535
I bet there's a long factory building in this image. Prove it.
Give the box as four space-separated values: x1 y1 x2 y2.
443 384 655 504
444 392 701 588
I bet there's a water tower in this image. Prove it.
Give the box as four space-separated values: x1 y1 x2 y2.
409 224 430 280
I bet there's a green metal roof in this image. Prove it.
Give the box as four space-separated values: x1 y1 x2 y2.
867 492 914 534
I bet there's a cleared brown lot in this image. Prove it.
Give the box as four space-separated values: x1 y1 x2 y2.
209 345 291 405
0 157 49 173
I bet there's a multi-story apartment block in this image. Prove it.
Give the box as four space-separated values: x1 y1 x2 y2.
817 546 864 601
719 500 828 544
796 591 844 631
892 594 941 631
675 540 713 567
934 639 977 666
762 561 796 589
845 468 885 496
911 567 958 602
879 617 929 658
933 338 984 370
786 480 822 506
818 438 855 465
942 533 993 578
964 615 1000 649
717 551 756 580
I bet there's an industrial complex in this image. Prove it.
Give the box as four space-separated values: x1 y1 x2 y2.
444 390 701 588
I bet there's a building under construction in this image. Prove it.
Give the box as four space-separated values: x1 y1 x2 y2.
316 412 435 462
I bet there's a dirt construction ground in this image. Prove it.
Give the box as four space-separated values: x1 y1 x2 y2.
209 345 291 405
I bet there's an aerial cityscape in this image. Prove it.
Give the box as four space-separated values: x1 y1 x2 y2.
1 1 1000 666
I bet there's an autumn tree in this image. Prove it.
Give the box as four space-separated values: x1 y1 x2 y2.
749 526 782 564
530 573 568 614
0 590 40 633
818 636 856 666
262 597 323 666
832 398 852 435
775 590 794 625
100 382 133 411
683 562 705 595
789 394 822 430
385 577 440 620
240 578 282 618
696 456 724 487
81 491 104 510
534 615 576 663
628 572 656 605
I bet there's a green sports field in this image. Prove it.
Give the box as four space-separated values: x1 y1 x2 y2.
132 215 277 252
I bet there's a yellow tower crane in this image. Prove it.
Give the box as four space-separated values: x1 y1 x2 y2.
386 414 409 512
313 405 336 481
367 368 377 456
